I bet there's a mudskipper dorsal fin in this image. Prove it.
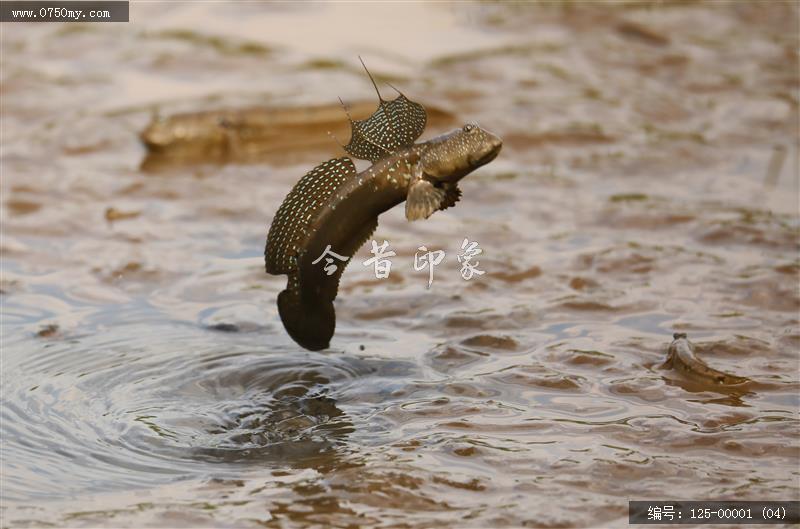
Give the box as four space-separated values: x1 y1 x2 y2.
342 57 427 163
265 157 357 275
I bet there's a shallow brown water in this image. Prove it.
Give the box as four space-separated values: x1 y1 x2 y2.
1 2 799 528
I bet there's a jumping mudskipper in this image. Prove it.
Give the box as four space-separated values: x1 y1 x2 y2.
265 60 502 351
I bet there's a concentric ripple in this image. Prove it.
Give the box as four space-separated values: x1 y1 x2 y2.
1 321 407 501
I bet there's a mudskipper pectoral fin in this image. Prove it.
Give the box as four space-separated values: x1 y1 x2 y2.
405 179 446 221
440 183 462 211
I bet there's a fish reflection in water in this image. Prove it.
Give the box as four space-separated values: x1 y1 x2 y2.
166 351 395 465
190 385 352 464
2 320 417 500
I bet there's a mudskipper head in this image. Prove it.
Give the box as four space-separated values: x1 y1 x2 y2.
420 123 503 183
405 123 502 221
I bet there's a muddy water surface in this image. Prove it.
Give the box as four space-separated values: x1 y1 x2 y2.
1 2 799 528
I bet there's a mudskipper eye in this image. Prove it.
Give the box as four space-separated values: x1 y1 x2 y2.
463 124 474 133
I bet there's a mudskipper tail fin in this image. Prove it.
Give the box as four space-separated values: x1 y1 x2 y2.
277 288 335 351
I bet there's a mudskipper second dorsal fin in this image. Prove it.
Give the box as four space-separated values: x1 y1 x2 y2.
342 57 427 163
265 157 357 275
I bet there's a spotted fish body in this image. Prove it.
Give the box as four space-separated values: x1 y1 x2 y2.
265 61 502 350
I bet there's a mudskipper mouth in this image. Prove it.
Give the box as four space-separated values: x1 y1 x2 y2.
473 142 502 167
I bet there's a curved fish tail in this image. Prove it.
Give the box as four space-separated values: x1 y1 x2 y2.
277 284 335 351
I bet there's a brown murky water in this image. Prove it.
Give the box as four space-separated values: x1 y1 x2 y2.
2 2 799 528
